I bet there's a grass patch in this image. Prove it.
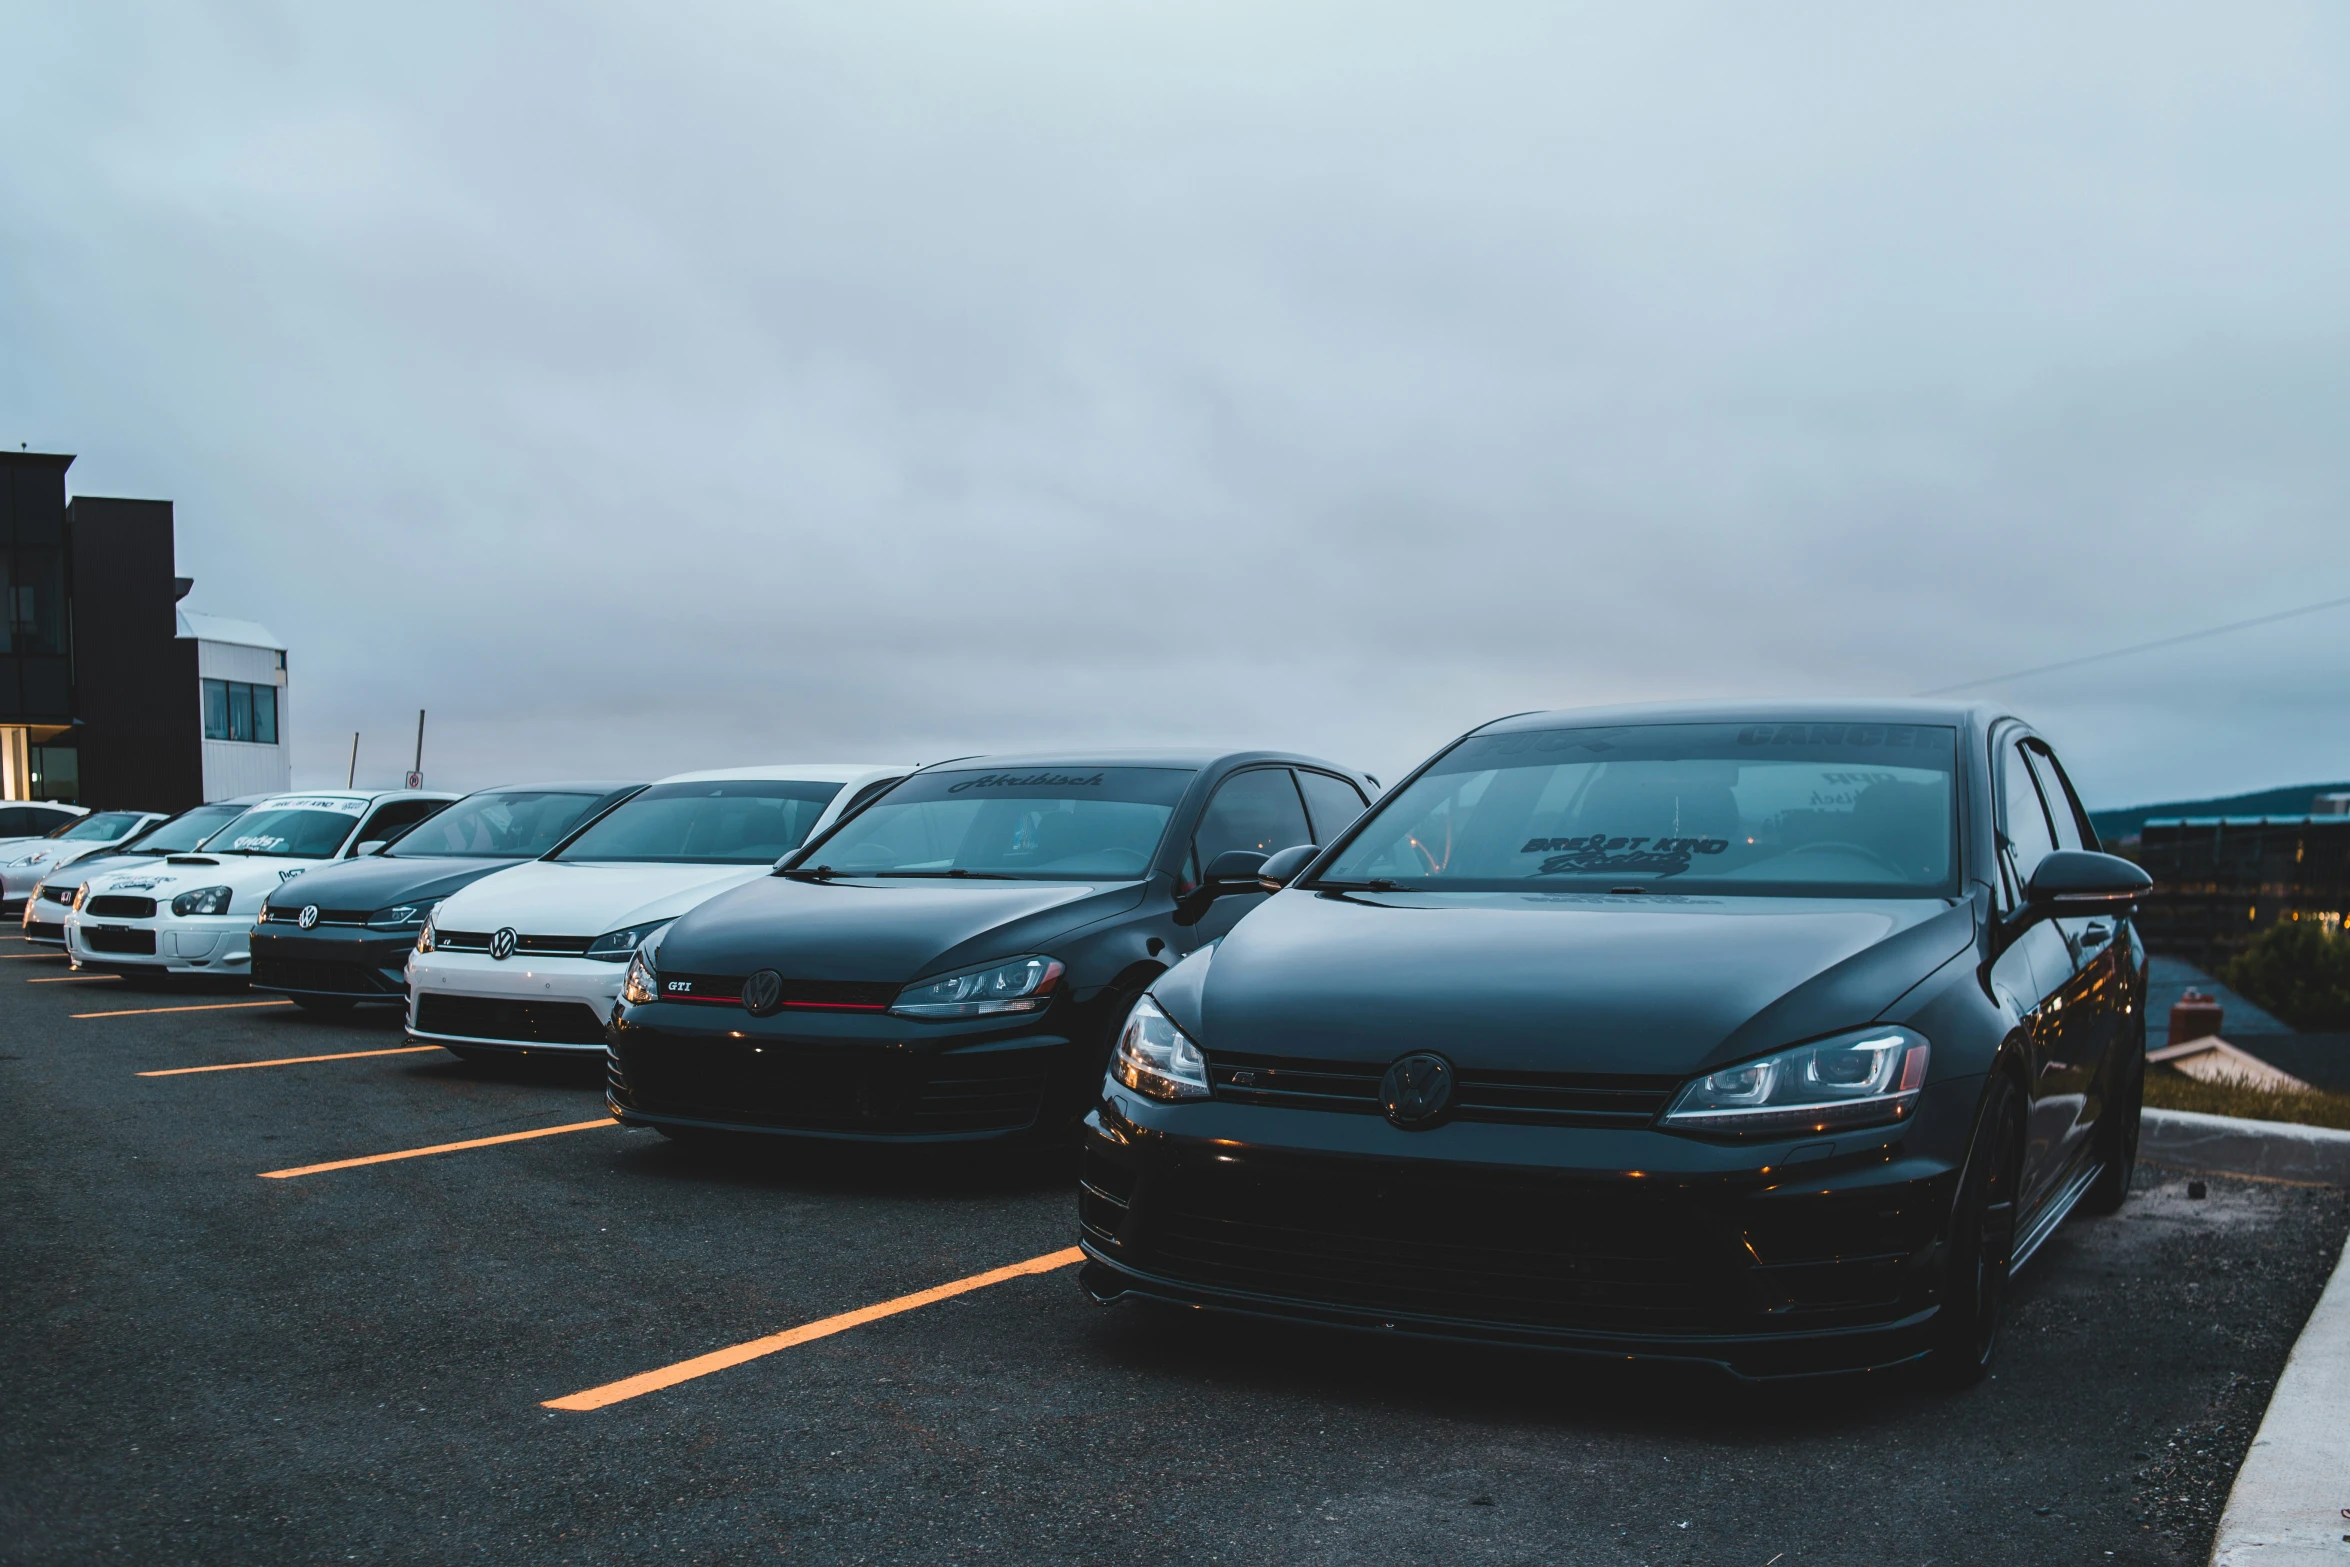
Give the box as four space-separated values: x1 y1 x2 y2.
2145 1066 2350 1130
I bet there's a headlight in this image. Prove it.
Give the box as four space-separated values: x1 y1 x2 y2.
71 885 90 913
170 885 233 917
1110 994 1209 1101
415 911 438 955
890 955 1064 1019
367 901 436 931
622 945 659 1006
585 919 674 962
1660 1027 1930 1138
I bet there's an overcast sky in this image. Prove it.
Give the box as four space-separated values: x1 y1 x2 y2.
4 3 2345 807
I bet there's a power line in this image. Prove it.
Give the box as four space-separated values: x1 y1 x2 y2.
1916 591 2350 697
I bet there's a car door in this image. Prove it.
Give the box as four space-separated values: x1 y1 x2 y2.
1993 735 2084 1206
2024 740 2124 1156
1183 768 1315 948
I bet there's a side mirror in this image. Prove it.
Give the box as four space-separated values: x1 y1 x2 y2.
1172 849 1273 927
353 840 387 858
2020 850 2150 921
1255 843 1318 891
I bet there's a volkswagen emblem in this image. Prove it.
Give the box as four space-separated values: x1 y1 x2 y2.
297 905 319 929
741 969 785 1017
488 927 518 961
1380 1052 1455 1129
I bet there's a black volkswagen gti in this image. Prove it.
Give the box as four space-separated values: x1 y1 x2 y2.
1078 703 2153 1384
605 751 1376 1144
250 781 643 1012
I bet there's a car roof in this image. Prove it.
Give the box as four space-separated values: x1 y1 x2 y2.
650 764 915 786
247 790 460 807
1471 699 2005 735
920 748 1362 774
471 780 644 794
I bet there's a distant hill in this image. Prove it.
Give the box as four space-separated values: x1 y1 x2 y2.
2091 782 2350 843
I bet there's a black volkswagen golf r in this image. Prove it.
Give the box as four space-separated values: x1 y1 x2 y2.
604 752 1376 1144
250 781 643 1011
1077 703 2152 1383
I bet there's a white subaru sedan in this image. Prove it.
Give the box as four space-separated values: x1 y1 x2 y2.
406 764 909 1061
67 790 456 977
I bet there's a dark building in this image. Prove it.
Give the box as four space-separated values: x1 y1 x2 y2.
2135 812 2350 963
0 450 288 812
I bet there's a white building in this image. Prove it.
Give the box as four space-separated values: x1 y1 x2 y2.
179 610 291 800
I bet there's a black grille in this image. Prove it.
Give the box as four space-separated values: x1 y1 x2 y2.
252 957 402 996
416 993 607 1045
1207 1051 1679 1129
38 885 76 905
84 896 157 920
1120 1154 1913 1333
618 1038 1048 1135
660 973 899 1011
263 905 369 926
23 921 62 941
434 931 596 956
81 926 158 955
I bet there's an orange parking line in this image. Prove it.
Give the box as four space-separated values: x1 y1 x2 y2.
259 1118 615 1179
139 1044 443 1077
28 973 120 982
543 1247 1086 1412
74 1000 296 1019
1 952 65 959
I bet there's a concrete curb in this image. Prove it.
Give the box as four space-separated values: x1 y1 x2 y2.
2142 1108 2350 1187
2209 1224 2350 1564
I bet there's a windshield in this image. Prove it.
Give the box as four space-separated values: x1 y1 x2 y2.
553 779 842 864
1318 722 1957 897
129 805 250 854
798 766 1192 879
391 790 615 859
53 812 146 841
211 802 365 859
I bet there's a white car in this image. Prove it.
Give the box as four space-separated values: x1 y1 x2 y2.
0 810 171 919
67 789 456 976
0 801 86 855
407 764 911 1060
21 798 269 946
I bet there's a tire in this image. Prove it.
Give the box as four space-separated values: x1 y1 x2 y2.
2080 1034 2143 1217
289 994 358 1015
1928 1072 2026 1389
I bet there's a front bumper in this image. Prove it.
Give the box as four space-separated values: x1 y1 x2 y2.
21 891 72 945
606 1000 1083 1142
406 950 626 1054
64 911 252 973
249 925 416 1002
1075 1079 1983 1381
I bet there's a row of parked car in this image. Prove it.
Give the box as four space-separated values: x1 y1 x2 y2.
20 703 2159 1386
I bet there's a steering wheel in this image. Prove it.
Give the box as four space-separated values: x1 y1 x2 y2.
1783 840 1908 878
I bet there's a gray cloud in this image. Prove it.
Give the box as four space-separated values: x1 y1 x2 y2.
4 1 2345 805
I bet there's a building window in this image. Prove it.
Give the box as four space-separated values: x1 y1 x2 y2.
202 679 279 744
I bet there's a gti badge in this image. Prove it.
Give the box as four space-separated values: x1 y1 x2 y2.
742 968 785 1018
297 905 320 929
488 927 518 961
1379 1052 1455 1129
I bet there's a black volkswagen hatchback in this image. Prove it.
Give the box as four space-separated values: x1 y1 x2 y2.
1078 704 2151 1383
605 751 1376 1143
251 781 643 1011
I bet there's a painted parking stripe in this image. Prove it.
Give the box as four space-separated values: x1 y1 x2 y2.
28 973 121 982
544 1247 1086 1412
139 1044 443 1077
259 1118 616 1179
74 1000 296 1019
1 952 67 959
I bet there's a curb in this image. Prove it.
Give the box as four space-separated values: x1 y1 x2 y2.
2141 1109 2350 1187
2209 1224 2350 1564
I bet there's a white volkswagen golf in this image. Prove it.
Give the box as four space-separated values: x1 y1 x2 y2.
406 764 910 1061
67 789 456 977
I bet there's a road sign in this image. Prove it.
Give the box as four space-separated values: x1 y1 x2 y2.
405 771 422 789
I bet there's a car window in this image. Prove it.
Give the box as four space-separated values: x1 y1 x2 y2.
555 779 845 864
2000 742 2061 897
802 768 1189 880
56 812 148 842
1195 768 1313 867
0 807 64 835
215 807 364 859
354 798 448 849
1294 770 1368 844
390 791 613 858
2024 744 2095 853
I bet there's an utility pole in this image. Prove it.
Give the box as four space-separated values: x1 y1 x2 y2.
346 732 360 788
407 710 426 789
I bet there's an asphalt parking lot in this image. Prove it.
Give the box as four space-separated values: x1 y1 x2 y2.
4 942 2345 1567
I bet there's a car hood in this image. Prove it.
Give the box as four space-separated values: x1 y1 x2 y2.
428 860 774 937
1 840 116 871
656 875 1148 984
82 854 339 908
267 855 524 913
37 850 158 891
1185 890 1977 1077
